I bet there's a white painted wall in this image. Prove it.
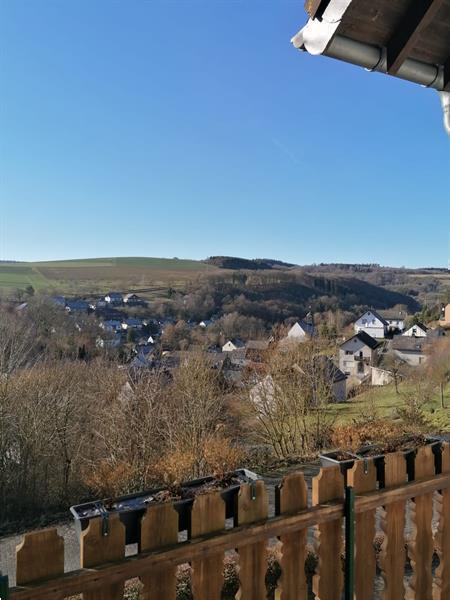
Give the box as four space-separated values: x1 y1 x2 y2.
403 325 427 338
222 341 237 352
287 322 307 339
354 311 386 339
371 367 393 386
393 350 426 367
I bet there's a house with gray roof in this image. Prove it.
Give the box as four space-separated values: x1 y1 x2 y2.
339 331 380 381
378 310 408 333
390 337 427 367
354 310 388 339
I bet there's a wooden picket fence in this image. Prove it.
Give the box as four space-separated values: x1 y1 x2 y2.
4 442 450 599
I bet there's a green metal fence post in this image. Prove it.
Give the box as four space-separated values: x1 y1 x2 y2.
344 486 355 600
0 573 9 600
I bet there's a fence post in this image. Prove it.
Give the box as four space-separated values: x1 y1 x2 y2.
344 486 355 600
0 573 9 600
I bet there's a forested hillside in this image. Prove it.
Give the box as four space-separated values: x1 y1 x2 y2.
154 270 420 324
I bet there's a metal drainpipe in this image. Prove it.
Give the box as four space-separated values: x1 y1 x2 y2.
439 92 450 135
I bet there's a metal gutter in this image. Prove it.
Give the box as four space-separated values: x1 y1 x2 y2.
291 0 449 133
292 31 443 91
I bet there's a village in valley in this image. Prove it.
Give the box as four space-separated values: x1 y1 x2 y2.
2 0 450 595
12 288 450 403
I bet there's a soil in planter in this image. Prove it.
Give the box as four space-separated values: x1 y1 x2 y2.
359 433 432 457
144 473 243 505
333 451 360 461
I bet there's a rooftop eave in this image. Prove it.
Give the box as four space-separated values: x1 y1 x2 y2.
291 0 353 55
291 0 450 134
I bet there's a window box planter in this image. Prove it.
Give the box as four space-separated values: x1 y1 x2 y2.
70 468 260 546
320 436 441 487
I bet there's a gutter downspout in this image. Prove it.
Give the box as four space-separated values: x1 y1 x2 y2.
439 92 450 136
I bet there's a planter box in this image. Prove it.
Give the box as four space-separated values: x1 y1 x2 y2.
71 468 259 546
320 437 441 487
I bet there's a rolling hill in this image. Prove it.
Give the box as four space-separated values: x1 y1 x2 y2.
0 256 432 316
0 257 217 298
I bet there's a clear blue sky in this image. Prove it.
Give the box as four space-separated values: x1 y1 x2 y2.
1 0 449 268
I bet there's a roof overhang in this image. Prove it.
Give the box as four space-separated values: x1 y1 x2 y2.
292 0 450 134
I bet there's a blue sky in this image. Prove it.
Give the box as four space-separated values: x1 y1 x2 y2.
1 0 449 268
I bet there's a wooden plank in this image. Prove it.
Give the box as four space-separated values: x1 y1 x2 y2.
347 460 377 600
379 452 407 600
140 503 179 600
10 471 450 600
275 472 308 600
312 465 344 600
191 492 226 600
80 513 125 600
16 528 64 592
434 443 450 599
235 481 268 600
407 445 435 600
386 0 446 73
304 0 331 20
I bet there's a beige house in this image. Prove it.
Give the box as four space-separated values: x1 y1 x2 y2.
339 331 380 381
440 304 450 327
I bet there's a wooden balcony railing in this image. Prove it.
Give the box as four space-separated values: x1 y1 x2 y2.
3 442 450 599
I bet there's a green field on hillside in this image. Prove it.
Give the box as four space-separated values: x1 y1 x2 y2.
0 257 217 298
329 383 450 431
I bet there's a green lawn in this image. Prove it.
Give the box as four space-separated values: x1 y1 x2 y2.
0 265 49 290
329 382 450 431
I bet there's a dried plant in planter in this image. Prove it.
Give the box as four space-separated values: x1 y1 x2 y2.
330 420 432 458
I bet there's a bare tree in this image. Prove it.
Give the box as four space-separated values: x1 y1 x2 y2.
248 341 335 459
163 354 226 478
426 338 450 408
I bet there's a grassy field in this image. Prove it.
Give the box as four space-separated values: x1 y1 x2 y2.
329 382 450 431
0 257 218 298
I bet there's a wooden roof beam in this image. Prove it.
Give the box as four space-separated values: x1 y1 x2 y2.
304 0 332 20
387 0 445 75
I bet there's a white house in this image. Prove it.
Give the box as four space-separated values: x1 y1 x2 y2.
222 339 245 352
286 320 315 341
403 323 428 338
379 310 407 332
354 310 388 339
